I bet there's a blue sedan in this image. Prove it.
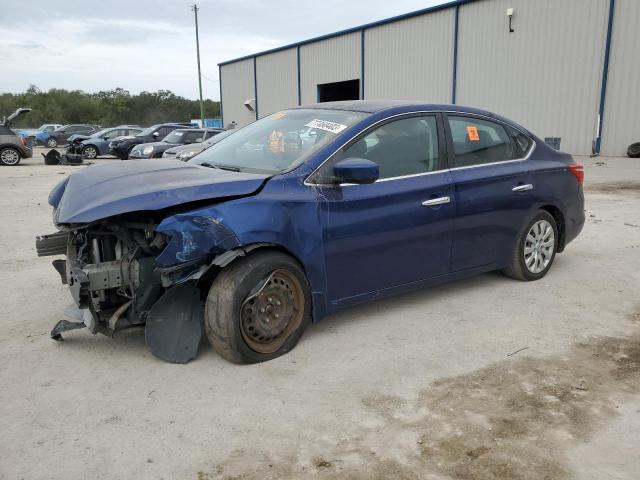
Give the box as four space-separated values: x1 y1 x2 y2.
36 101 584 364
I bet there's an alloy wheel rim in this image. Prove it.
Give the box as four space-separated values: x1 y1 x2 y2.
1 149 19 165
524 220 555 274
84 147 97 158
240 269 304 354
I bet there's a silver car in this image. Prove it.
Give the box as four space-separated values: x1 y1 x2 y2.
162 129 234 161
0 108 33 166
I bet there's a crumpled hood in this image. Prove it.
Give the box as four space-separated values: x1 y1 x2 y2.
51 159 269 224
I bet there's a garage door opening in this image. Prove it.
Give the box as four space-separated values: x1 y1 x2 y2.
317 79 360 103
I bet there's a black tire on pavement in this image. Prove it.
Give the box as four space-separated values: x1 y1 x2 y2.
627 142 640 158
502 210 558 281
205 250 311 364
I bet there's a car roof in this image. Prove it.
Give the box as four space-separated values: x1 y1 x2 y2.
294 100 496 116
292 100 529 133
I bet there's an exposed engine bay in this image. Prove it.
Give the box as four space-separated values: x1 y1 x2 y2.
36 217 209 363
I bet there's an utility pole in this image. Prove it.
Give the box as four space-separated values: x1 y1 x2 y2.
192 4 205 126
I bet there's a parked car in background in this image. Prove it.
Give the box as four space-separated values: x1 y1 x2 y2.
47 124 101 147
18 124 63 146
0 108 33 166
108 123 192 159
36 101 584 364
65 126 142 159
129 128 221 159
163 129 233 161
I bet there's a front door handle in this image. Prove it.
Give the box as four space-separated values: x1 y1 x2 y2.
512 184 533 192
422 196 451 207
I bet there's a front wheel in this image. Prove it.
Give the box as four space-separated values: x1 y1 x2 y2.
46 138 58 148
205 251 311 364
81 145 98 159
502 210 558 281
0 147 21 166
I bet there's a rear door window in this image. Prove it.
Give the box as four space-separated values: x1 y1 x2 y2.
447 116 516 168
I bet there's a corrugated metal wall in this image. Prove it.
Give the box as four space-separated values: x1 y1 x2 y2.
299 32 361 105
601 0 640 156
256 48 299 118
220 0 637 155
456 0 609 155
364 8 454 102
220 58 256 127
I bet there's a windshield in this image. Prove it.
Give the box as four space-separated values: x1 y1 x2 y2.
190 109 368 173
204 129 234 145
91 128 111 138
136 126 157 137
163 129 203 144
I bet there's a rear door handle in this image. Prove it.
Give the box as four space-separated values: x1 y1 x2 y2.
512 184 533 192
422 196 451 207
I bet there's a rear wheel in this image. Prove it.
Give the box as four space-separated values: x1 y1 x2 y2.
205 251 311 364
0 147 21 166
502 210 558 281
81 145 98 159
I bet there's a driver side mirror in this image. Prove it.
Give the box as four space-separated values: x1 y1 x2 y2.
332 158 379 185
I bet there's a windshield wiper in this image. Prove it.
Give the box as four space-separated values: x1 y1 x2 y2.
201 162 241 172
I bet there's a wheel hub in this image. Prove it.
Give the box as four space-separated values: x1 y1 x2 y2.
1 149 19 165
240 269 304 354
524 219 555 274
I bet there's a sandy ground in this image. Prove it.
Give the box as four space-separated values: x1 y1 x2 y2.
1 148 639 480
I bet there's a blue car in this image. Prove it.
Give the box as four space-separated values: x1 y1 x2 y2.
66 125 143 159
36 101 584 364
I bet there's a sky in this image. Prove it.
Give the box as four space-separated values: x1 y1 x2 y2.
0 0 443 100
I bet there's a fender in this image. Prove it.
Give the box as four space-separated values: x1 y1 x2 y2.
154 176 331 321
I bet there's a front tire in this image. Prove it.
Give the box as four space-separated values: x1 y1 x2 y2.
81 145 98 159
205 251 311 364
0 147 21 166
502 210 558 281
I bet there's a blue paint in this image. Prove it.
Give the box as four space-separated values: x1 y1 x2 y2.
253 56 259 120
360 29 365 99
595 0 616 154
48 101 584 324
51 159 268 224
218 64 224 126
452 5 460 104
297 46 301 106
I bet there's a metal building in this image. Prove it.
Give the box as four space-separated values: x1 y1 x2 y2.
219 0 638 156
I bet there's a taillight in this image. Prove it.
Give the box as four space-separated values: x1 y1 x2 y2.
568 163 584 187
20 137 27 146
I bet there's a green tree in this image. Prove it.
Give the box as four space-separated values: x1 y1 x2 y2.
0 86 221 128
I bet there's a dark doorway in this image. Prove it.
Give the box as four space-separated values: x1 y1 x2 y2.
317 79 360 102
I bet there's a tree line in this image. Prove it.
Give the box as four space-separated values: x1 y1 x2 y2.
0 85 221 128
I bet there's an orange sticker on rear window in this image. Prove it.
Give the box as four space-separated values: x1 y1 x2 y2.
467 126 480 142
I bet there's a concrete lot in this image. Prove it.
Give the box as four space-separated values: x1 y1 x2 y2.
1 148 639 479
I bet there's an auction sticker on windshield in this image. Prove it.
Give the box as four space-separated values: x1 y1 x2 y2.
305 119 348 134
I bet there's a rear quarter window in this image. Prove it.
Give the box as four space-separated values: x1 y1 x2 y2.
0 125 15 136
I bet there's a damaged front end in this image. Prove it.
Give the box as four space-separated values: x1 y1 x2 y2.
35 215 229 363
